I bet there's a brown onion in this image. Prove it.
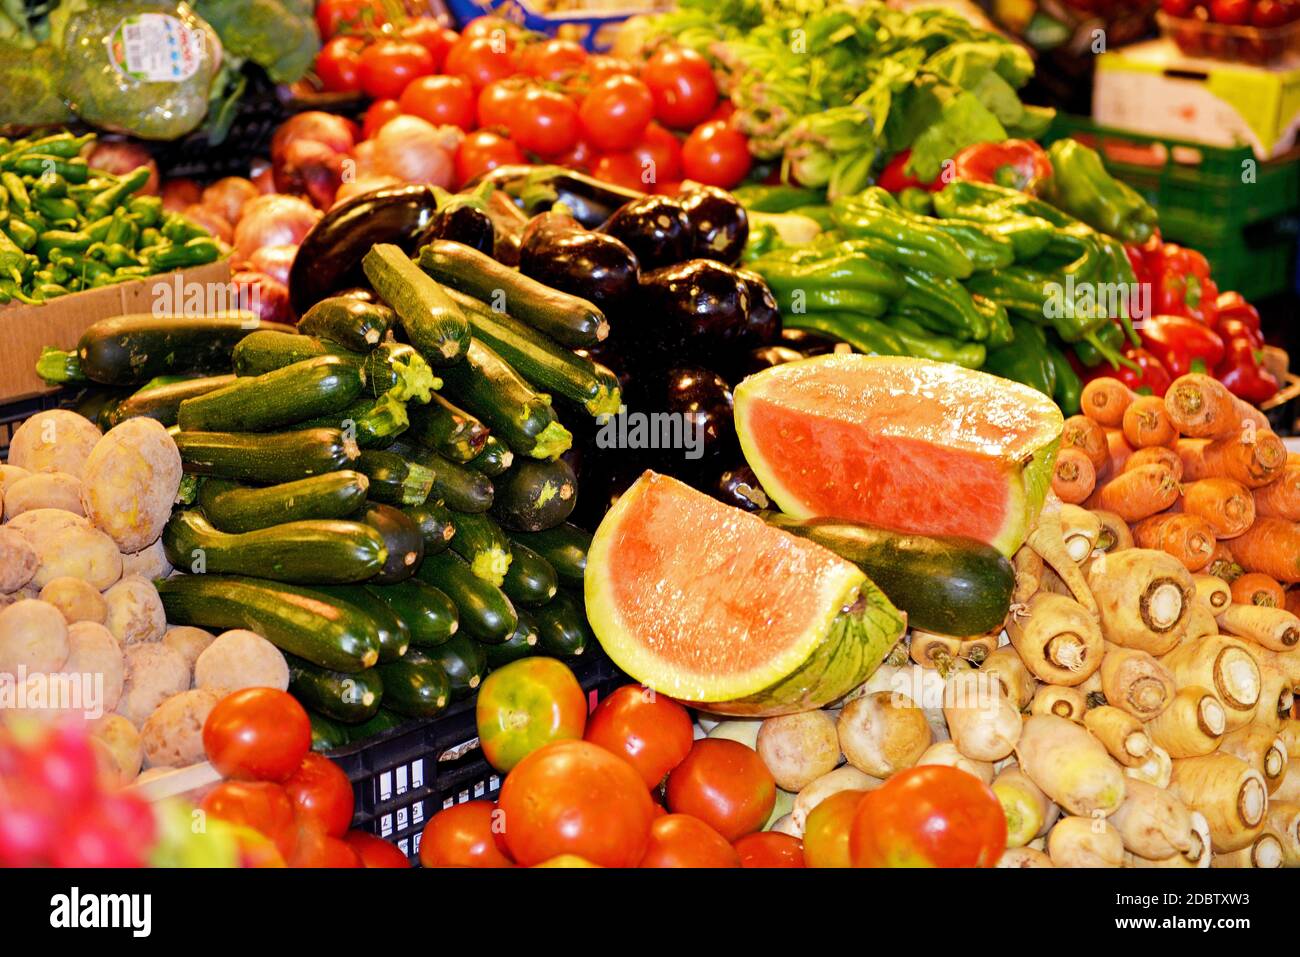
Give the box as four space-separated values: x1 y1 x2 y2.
233 194 321 261
181 203 233 244
201 177 260 225
271 111 357 160
161 178 202 212
246 244 297 286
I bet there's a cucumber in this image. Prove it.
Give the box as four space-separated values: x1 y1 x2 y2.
401 501 456 555
232 330 363 377
287 655 383 723
156 574 381 672
297 393 409 449
467 435 514 477
308 710 351 751
362 243 471 366
422 636 487 701
163 510 387 584
417 240 608 348
375 653 451 718
175 428 360 483
365 579 458 647
416 550 517 644
355 450 434 506
502 542 558 607
764 515 1014 636
178 356 364 433
106 375 236 427
438 340 571 461
391 441 494 513
485 609 540 668
357 502 423 585
533 592 591 658
492 458 577 533
196 471 370 534
347 708 406 742
448 510 512 586
298 296 397 351
302 584 410 662
509 523 589 587
405 393 489 463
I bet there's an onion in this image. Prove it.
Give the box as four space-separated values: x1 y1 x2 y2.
231 271 292 324
372 116 456 187
250 158 276 194
87 140 160 196
201 177 260 225
181 203 233 244
246 244 297 286
274 138 347 210
233 194 321 261
161 178 202 212
271 111 357 160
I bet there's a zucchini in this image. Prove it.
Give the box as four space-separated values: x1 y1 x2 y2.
196 471 370 534
156 574 381 672
106 374 236 427
509 523 589 587
416 550 517 644
418 240 608 348
448 510 512 586
405 393 489 463
362 342 439 403
287 655 383 723
438 340 572 461
178 356 364 433
233 332 436 403
358 502 424 585
362 243 471 366
492 458 577 532
308 710 351 751
467 435 514 477
533 592 591 658
298 296 397 351
175 428 360 483
347 708 406 741
423 636 487 701
485 609 540 668
375 652 451 718
502 542 558 607
391 441 494 513
764 515 1015 637
365 579 458 647
297 393 409 449
232 330 363 377
302 584 411 662
162 510 387 584
401 501 456 555
355 450 435 506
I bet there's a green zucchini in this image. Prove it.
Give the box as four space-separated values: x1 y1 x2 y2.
467 435 514 477
233 332 436 403
418 240 608 348
422 636 487 701
232 330 363 377
175 429 360 483
302 583 410 662
355 450 435 506
178 356 364 433
362 342 439 403
287 655 383 723
298 296 397 351
362 243 471 366
437 340 572 461
764 515 1015 637
196 471 370 534
391 441 494 514
162 510 387 584
375 653 451 718
106 374 236 427
401 501 456 555
492 458 577 533
156 574 381 672
502 542 558 608
416 549 517 644
308 710 351 751
405 393 489 463
484 609 540 668
448 510 512 586
296 393 410 449
357 502 424 585
533 592 591 658
347 708 406 741
365 579 458 647
509 523 589 587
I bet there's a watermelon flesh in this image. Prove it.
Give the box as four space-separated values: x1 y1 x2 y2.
734 355 1063 556
585 471 904 717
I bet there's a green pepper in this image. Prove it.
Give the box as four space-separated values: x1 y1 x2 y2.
1071 320 1128 369
86 215 115 243
965 267 1055 321
33 282 70 300
90 242 140 270
1096 233 1142 347
128 196 163 228
795 286 891 316
919 216 1015 273
1 155 89 183
7 132 94 160
830 197 974 279
35 230 92 259
83 167 153 222
105 210 140 249
34 195 80 224
0 226 26 282
732 183 825 213
1046 139 1158 244
5 217 36 251
161 212 209 244
1046 338 1083 415
144 237 222 271
756 250 906 299
897 269 989 340
897 187 933 217
0 278 38 304
983 319 1056 397
788 205 835 230
2 172 29 212
880 313 986 369
972 294 1014 349
784 311 905 357
139 227 164 248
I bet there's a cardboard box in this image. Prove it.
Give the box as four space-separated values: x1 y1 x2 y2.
0 259 232 405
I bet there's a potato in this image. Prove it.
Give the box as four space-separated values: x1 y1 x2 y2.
757 711 841 791
7 410 101 477
79 418 182 552
162 626 216 672
0 464 31 495
121 538 173 580
7 509 122 589
103 576 166 645
39 576 108 624
90 714 143 785
116 643 189 728
61 621 125 713
140 688 225 769
194 629 288 692
0 527 38 592
791 765 884 835
3 471 84 520
0 599 69 675
0 585 38 610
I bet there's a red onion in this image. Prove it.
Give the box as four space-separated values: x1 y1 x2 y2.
372 116 455 187
231 270 292 324
181 203 233 244
274 138 348 210
87 140 161 196
161 178 202 212
246 244 298 286
201 177 260 225
271 111 356 160
234 194 321 261
250 158 276 194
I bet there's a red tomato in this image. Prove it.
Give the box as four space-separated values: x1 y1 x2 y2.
554 137 595 171
461 15 519 44
533 854 600 867
1253 0 1291 25
203 688 310 783
639 814 741 867
642 47 718 130
345 830 410 868
681 120 751 189
201 781 297 859
665 739 776 842
445 36 515 90
399 75 476 131
850 766 1006 868
630 122 684 186
803 789 867 868
508 87 580 157
586 55 637 83
708 99 735 124
315 36 365 94
1160 0 1196 13
498 740 655 867
1210 0 1251 21
316 0 385 39
400 20 459 72
477 80 523 129
592 152 647 190
476 657 587 772
419 801 513 868
287 815 361 867
580 75 655 152
359 40 435 101
521 38 588 80
283 753 354 838
361 98 402 139
734 831 805 868
455 130 524 186
584 684 693 789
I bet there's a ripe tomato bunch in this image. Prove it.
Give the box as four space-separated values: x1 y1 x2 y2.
1161 0 1299 25
1161 0 1300 60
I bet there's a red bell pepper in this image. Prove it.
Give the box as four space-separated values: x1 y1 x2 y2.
1099 346 1172 397
877 150 942 193
1216 336 1279 404
1137 314 1225 378
1218 316 1264 350
1212 290 1261 334
949 140 1053 196
1153 244 1218 324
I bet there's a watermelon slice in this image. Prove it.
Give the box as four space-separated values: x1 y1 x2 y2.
734 354 1063 556
585 471 904 717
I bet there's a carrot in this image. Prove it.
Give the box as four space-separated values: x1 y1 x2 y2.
1052 447 1096 504
1081 377 1135 428
1125 446 1184 483
1087 464 1179 522
1164 373 1246 438
1122 395 1177 448
1061 415 1108 472
1177 431 1287 488
1207 541 1243 582
1181 477 1256 539
1132 514 1217 572
1286 587 1300 617
1229 517 1300 584
1231 572 1286 608
1253 465 1300 521
1104 428 1133 479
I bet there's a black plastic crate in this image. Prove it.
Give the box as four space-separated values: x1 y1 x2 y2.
0 390 76 461
327 648 625 864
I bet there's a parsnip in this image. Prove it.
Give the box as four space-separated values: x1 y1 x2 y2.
1273 763 1300 803
1193 573 1232 612
1047 816 1124 868
993 766 1050 848
1124 744 1173 789
958 632 997 666
791 765 883 835
1030 684 1087 722
943 670 1021 761
1107 778 1194 859
1181 602 1219 645
1218 724 1288 793
1281 720 1300 759
1015 714 1126 816
1101 643 1175 719
1146 686 1226 758
1007 592 1104 686
1127 812 1212 868
1217 604 1300 653
1084 705 1152 767
836 691 930 778
1211 832 1284 869
1265 801 1300 866
756 711 841 792
1162 635 1261 732
1169 753 1268 852
1090 510 1134 554
1011 543 1044 605
909 630 962 675
1027 496 1097 614
1087 548 1194 655
1059 505 1102 564
996 847 1055 867
914 741 993 784
979 645 1036 710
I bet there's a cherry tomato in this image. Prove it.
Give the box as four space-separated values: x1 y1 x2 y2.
1210 0 1251 22
419 801 513 868
665 738 776 842
203 688 311 783
400 19 459 72
315 36 365 94
283 753 354 838
445 36 515 90
316 0 385 40
802 788 867 868
708 99 736 124
586 55 637 83
521 38 588 81
580 75 655 152
345 830 410 868
359 39 435 101
477 79 523 129
630 122 684 186
454 130 524 186
681 120 752 189
201 781 297 859
734 831 805 868
638 813 741 867
475 657 587 772
399 74 476 130
1253 0 1290 25
850 765 1006 868
362 98 402 139
498 740 654 867
592 152 647 190
642 47 718 130
584 684 693 789
508 87 580 157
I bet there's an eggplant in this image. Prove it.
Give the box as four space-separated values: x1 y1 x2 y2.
519 227 639 314
780 327 843 355
415 203 495 256
634 259 750 360
714 465 770 513
678 185 748 265
736 344 805 379
599 196 693 270
736 268 781 346
660 365 735 461
472 164 645 228
288 184 437 316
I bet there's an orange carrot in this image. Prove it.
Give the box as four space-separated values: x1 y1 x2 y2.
1231 572 1286 608
1122 395 1177 448
1133 514 1217 572
1253 465 1300 521
1176 431 1287 488
1051 448 1096 505
1181 478 1256 539
1103 428 1133 480
1286 587 1300 617
1164 374 1244 438
1289 453 1300 468
1081 377 1135 428
1061 415 1108 472
1125 446 1184 483
1087 464 1180 522
1229 517 1300 584
1207 541 1242 581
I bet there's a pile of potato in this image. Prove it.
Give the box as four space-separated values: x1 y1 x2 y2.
0 409 290 786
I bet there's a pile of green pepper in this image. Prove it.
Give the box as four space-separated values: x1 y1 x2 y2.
0 130 224 305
